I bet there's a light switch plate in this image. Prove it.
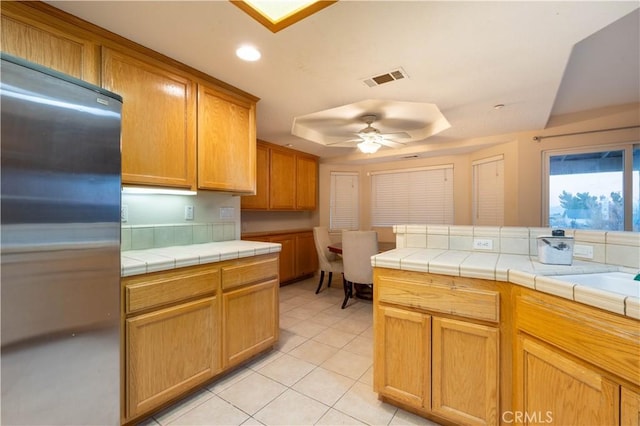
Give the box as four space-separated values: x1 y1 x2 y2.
121 205 128 222
184 205 194 221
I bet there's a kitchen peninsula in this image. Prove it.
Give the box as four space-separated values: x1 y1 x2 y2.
372 225 640 426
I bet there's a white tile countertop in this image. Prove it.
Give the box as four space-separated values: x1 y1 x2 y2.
372 248 640 319
121 240 281 277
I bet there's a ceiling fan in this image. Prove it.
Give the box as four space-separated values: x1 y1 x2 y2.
335 114 411 153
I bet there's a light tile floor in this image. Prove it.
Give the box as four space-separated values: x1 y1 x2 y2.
138 276 441 426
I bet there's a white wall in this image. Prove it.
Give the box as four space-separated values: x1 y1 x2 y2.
317 103 640 237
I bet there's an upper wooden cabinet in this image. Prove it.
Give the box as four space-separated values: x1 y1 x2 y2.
198 84 256 192
102 47 197 190
2 2 259 194
295 155 318 210
1 2 100 84
241 140 318 211
240 143 269 209
269 148 297 209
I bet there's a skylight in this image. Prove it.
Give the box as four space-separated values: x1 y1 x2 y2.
231 0 337 33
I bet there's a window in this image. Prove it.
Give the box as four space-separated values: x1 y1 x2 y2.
371 165 454 226
329 171 359 231
472 155 504 226
543 144 639 231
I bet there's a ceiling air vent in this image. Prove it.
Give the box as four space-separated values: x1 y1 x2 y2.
362 68 408 87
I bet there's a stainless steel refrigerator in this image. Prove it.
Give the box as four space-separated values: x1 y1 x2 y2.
1 54 122 425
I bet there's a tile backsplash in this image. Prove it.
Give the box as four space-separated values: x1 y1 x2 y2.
393 225 640 270
121 222 236 251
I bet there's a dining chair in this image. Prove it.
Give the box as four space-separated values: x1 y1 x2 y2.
312 226 343 294
341 230 378 309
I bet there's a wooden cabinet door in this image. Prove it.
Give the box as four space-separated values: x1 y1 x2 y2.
374 305 430 410
622 387 640 426
431 317 499 426
102 47 196 189
197 84 256 192
295 155 318 210
241 142 269 209
516 335 619 426
295 231 318 277
269 148 296 209
269 234 296 283
222 278 279 368
1 6 99 84
126 297 220 419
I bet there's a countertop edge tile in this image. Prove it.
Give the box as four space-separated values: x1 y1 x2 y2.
534 276 575 300
625 296 640 320
573 285 626 315
121 241 281 276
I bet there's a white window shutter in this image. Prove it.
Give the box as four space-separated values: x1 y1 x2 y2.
473 156 504 226
371 165 454 226
330 172 359 231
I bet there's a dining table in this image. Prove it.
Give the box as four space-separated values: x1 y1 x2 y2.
327 241 396 255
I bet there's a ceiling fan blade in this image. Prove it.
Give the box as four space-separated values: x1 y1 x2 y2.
326 139 360 146
379 131 411 140
377 139 405 148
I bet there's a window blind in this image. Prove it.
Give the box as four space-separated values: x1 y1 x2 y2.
472 155 504 225
371 165 454 226
330 171 359 231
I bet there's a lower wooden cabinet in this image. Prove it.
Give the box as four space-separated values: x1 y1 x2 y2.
243 230 318 284
513 287 640 426
122 254 279 423
223 278 279 368
374 305 430 409
516 335 619 426
375 268 640 426
268 234 296 283
432 317 499 426
373 269 501 426
622 387 640 426
295 231 317 277
126 297 220 419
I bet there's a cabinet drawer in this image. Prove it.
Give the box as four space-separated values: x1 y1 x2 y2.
222 254 279 291
124 266 219 314
377 275 500 323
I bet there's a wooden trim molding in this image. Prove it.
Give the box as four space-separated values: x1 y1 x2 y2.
230 0 337 33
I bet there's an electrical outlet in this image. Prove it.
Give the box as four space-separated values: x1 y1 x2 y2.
573 244 594 259
219 207 235 220
184 205 194 221
121 205 128 222
473 239 493 250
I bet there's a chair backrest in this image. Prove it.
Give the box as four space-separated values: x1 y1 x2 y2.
313 226 337 270
341 230 378 284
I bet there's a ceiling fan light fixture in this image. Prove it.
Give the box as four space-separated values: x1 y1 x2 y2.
357 140 381 154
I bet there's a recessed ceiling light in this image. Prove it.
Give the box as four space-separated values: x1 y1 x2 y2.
493 104 505 110
236 45 261 61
